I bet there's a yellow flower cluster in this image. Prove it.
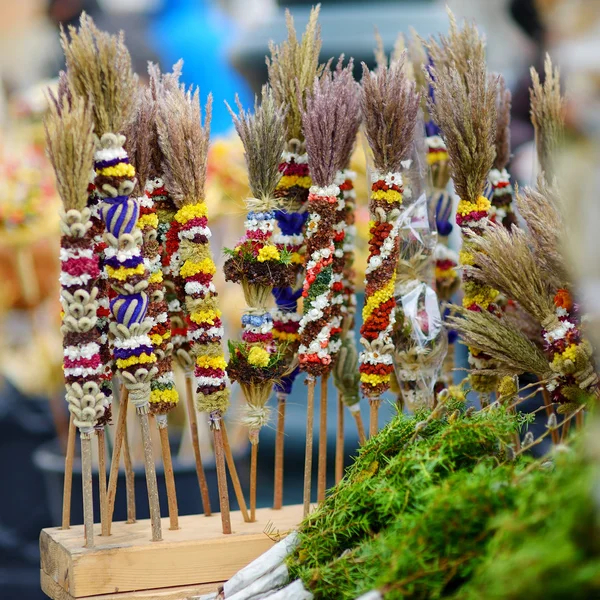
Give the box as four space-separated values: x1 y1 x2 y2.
435 265 458 280
278 175 311 190
149 388 179 405
196 355 227 370
180 257 216 278
291 252 304 265
462 284 498 309
371 189 403 204
426 151 449 165
149 331 171 346
247 346 271 367
360 372 391 386
174 202 208 224
148 270 163 284
257 245 281 262
459 250 475 267
137 213 159 229
189 308 221 325
96 163 135 178
362 277 396 320
457 196 491 216
273 330 299 342
116 352 157 369
106 264 145 281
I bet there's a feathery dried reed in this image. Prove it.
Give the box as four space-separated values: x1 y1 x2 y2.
530 54 566 179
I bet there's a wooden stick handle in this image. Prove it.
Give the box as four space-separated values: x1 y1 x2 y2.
185 375 212 516
122 417 136 524
80 433 94 548
61 414 76 530
221 422 250 523
138 408 162 542
273 393 286 510
158 420 179 531
369 399 380 439
249 437 258 523
335 392 344 485
352 409 367 446
317 376 328 503
106 387 130 534
97 428 109 536
213 422 231 534
303 377 316 518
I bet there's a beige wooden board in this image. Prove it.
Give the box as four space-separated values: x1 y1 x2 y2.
40 505 301 599
41 571 222 600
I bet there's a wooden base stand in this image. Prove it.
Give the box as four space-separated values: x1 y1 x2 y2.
40 505 302 600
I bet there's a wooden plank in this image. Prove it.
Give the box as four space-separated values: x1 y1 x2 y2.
41 505 301 599
41 570 222 600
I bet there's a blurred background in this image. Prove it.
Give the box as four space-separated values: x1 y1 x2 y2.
0 0 595 598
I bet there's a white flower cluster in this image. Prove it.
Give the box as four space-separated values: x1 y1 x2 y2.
299 323 332 359
95 145 128 163
188 324 225 341
59 271 94 287
144 177 164 194
271 308 301 325
272 232 303 247
113 334 153 350
281 150 308 164
104 245 142 262
299 290 330 327
434 244 458 263
305 245 334 273
544 320 575 344
426 135 447 150
64 342 100 360
488 168 510 187
184 281 216 297
179 225 212 240
309 184 340 198
60 247 94 261
244 216 275 234
243 320 273 335
305 213 321 238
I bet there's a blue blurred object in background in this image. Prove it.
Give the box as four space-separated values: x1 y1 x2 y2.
149 0 252 135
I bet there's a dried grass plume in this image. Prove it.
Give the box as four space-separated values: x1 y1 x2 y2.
226 85 287 206
494 74 511 170
360 53 420 173
45 92 96 211
427 24 497 203
61 12 137 135
300 58 361 187
530 54 566 178
156 85 212 206
267 4 323 143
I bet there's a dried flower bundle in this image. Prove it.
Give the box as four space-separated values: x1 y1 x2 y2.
157 85 230 416
61 12 137 136
530 54 566 179
359 56 420 399
267 5 323 143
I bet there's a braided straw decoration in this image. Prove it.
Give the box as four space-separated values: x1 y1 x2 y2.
94 132 157 408
60 206 109 432
358 170 404 397
139 178 179 414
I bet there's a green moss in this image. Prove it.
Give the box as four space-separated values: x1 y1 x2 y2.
288 398 599 599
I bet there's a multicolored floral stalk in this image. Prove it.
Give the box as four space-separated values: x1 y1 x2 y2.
359 57 420 400
428 21 501 398
267 5 323 395
224 87 289 518
156 85 229 417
